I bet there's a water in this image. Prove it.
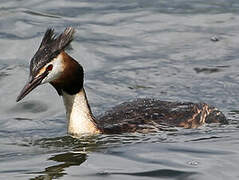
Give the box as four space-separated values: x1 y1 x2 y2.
0 0 239 179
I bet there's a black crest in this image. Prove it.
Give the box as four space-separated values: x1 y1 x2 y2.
30 27 75 77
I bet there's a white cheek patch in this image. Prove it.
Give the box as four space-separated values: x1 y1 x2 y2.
41 54 64 84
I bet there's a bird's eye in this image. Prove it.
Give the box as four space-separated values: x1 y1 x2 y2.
46 64 53 71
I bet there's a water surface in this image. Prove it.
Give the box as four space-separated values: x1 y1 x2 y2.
0 0 239 179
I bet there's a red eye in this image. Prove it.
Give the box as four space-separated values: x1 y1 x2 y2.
46 64 53 71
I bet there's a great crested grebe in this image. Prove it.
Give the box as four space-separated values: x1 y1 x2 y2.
16 27 228 135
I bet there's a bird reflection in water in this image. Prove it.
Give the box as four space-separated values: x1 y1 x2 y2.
30 152 87 179
29 135 100 179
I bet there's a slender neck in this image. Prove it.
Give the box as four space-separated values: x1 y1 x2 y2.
62 88 101 135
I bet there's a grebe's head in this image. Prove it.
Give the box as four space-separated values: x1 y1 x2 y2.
16 27 77 102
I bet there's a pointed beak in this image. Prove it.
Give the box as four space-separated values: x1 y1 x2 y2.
16 72 48 102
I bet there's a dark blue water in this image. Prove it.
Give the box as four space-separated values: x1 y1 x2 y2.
0 0 239 179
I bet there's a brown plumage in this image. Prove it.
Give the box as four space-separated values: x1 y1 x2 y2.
99 99 227 134
50 52 84 95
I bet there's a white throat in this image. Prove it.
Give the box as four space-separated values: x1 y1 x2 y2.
62 88 101 135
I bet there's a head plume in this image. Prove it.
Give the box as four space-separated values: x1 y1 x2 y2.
16 27 84 102
39 27 75 52
30 27 75 78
